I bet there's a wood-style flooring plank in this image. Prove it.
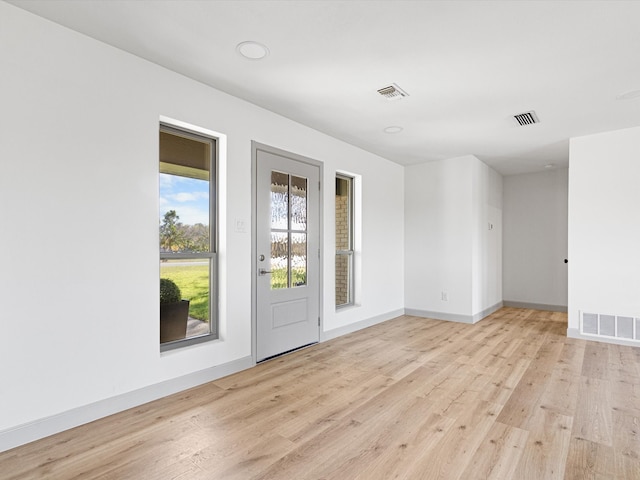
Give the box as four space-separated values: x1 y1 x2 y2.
459 421 529 480
512 408 573 480
582 341 610 379
611 409 640 467
349 413 456 480
564 436 615 480
572 376 613 446
538 363 581 417
402 400 503 480
495 362 553 429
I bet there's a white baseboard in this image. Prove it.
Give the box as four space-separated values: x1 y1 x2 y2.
0 355 254 453
405 308 475 324
472 302 504 323
503 301 568 313
405 302 503 324
321 308 405 341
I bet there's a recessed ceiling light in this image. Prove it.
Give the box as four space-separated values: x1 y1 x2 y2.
544 164 555 169
236 41 270 60
384 126 403 134
616 89 640 100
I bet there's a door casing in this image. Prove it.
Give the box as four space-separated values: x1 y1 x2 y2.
251 142 324 363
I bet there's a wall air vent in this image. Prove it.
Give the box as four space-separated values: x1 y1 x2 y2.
513 111 539 126
377 83 409 100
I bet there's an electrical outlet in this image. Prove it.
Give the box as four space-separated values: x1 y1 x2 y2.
441 291 448 302
235 218 246 233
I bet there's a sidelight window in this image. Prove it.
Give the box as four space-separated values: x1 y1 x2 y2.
336 174 354 307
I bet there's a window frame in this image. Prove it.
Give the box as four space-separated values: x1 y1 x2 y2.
335 173 355 308
159 123 218 351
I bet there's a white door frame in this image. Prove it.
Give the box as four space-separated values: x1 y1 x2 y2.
251 142 324 363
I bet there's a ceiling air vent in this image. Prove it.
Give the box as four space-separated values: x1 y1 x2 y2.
377 83 409 100
513 111 539 126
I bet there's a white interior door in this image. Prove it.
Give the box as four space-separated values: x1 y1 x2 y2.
256 149 320 361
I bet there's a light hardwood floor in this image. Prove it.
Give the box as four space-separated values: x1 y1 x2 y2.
2 308 639 479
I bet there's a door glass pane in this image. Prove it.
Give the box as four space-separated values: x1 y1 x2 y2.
291 233 307 287
271 232 289 289
291 175 307 231
270 171 289 230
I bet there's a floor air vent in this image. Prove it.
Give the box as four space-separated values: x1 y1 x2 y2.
581 311 640 343
513 111 539 126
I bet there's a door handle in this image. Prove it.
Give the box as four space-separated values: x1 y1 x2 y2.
259 268 272 275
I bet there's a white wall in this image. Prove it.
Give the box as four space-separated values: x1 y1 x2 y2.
0 3 404 448
568 126 640 331
503 169 568 309
405 156 474 317
404 155 502 322
472 160 503 315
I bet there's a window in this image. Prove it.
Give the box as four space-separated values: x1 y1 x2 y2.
159 124 216 348
335 174 354 307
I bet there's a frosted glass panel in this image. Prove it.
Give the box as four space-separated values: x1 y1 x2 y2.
291 233 307 287
269 172 309 289
271 232 288 290
291 175 307 231
271 171 289 230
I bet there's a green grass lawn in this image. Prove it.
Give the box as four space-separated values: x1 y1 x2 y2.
271 268 307 289
160 264 209 321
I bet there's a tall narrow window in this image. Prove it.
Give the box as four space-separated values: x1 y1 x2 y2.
336 174 354 307
159 124 216 348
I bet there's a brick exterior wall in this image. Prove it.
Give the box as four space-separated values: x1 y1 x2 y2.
335 183 350 305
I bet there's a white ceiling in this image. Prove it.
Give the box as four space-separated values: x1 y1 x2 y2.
9 0 640 175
